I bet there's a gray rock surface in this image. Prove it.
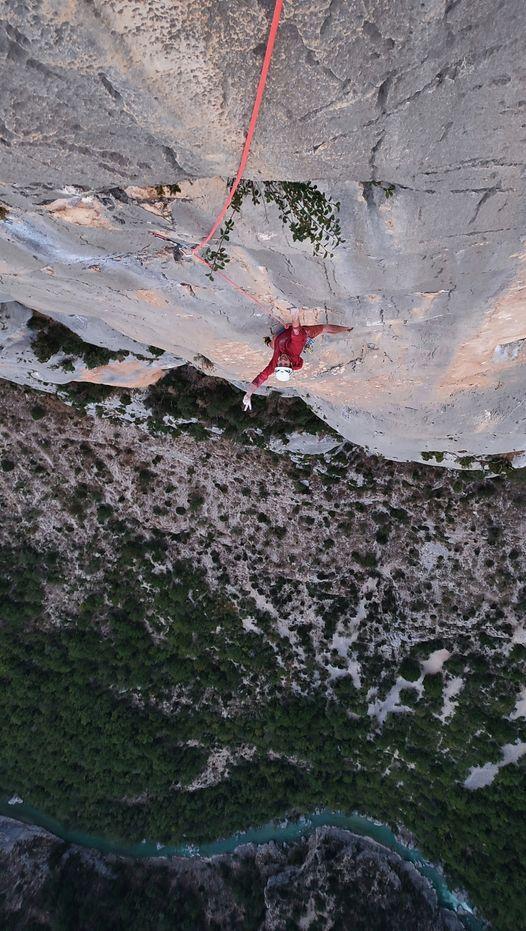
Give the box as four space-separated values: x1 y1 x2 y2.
1 177 525 461
1 1 525 461
0 817 465 930
1 0 525 185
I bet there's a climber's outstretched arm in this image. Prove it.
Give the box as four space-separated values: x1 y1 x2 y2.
242 387 254 412
303 324 353 339
291 307 301 332
323 324 353 334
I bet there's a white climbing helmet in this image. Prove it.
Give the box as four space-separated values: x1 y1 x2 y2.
275 367 293 382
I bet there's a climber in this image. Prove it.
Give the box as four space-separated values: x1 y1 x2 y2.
242 308 353 411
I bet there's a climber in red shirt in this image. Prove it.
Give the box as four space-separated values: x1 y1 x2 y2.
242 308 353 410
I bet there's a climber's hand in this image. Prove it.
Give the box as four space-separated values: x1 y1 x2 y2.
242 392 252 412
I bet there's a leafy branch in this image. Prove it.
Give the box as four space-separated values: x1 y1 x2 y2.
154 184 181 198
203 180 344 278
202 215 236 280
367 180 396 198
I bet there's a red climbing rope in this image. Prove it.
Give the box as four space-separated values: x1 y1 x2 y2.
191 0 284 260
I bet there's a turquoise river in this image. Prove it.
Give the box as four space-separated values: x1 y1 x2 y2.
0 801 486 929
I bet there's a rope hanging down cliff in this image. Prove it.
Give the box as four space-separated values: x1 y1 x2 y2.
188 0 285 307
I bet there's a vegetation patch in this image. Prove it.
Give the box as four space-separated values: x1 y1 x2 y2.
204 180 344 275
28 312 128 369
1 380 525 931
0 529 524 930
143 364 337 443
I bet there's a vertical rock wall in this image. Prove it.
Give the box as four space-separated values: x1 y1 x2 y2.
0 0 525 461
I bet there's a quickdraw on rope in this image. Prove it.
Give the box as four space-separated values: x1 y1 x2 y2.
189 0 285 308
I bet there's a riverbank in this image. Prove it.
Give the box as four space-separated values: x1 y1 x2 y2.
0 803 483 929
0 811 483 931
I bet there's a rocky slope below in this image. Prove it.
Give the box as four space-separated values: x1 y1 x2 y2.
0 817 464 931
0 374 524 928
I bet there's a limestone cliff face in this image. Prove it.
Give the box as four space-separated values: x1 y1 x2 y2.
1 0 524 184
1 1 525 461
0 818 464 930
